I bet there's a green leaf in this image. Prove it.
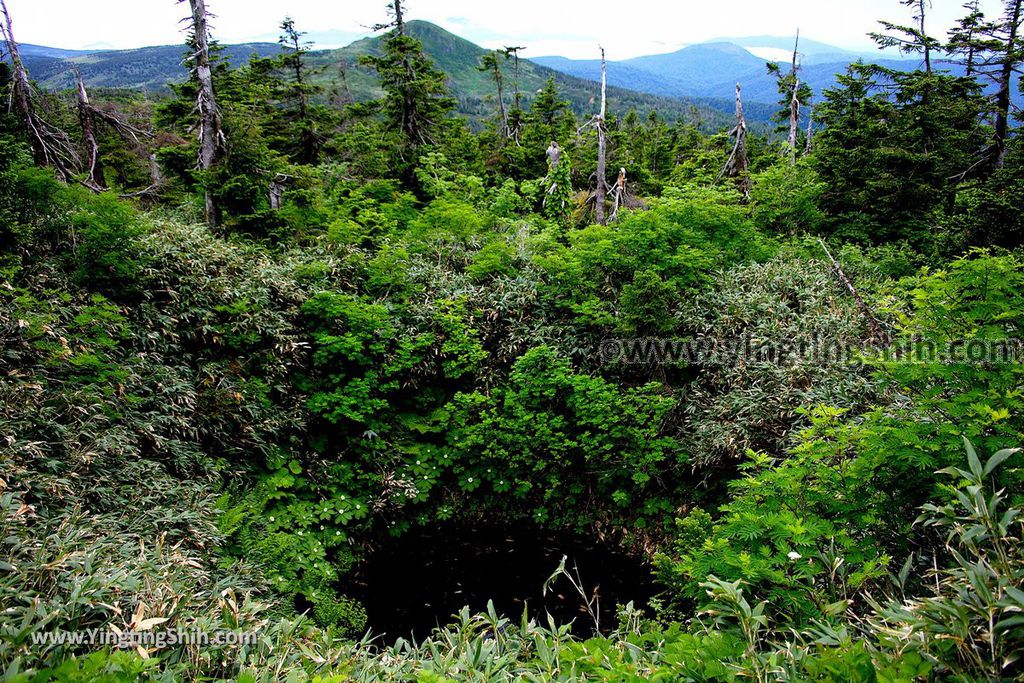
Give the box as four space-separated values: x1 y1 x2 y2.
964 437 982 479
984 448 1020 476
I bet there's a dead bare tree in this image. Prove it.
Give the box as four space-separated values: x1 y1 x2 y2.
73 70 156 195
180 0 224 225
787 31 801 164
578 47 610 224
609 167 646 221
721 82 751 199
74 69 104 190
546 140 561 171
596 48 608 224
148 153 164 188
0 0 77 179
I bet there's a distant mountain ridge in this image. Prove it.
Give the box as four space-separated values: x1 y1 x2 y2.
532 39 925 106
11 23 748 128
12 25 949 126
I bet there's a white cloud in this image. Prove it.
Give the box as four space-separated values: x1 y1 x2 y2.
1 0 1006 59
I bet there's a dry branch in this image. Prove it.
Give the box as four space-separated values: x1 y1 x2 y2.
819 238 889 343
1 0 78 179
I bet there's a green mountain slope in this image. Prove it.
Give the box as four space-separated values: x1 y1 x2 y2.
306 21 740 126
22 43 283 91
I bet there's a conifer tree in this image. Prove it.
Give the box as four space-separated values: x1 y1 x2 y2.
479 51 509 139
360 0 455 161
278 17 324 165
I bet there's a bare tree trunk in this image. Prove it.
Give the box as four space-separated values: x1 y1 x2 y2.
392 0 405 35
0 0 75 178
149 153 163 187
269 179 285 210
75 69 105 190
610 167 626 221
595 47 608 225
994 0 1022 169
183 0 223 225
1 0 39 163
722 82 751 198
788 31 800 164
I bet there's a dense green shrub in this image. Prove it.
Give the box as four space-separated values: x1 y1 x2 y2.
658 251 1024 624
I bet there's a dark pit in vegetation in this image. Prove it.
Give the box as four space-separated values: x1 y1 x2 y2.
351 523 657 641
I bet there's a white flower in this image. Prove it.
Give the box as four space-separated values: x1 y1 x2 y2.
787 551 802 561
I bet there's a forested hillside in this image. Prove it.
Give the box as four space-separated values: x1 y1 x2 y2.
3 0 1024 681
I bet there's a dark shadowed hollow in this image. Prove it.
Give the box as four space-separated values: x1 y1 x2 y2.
350 523 658 641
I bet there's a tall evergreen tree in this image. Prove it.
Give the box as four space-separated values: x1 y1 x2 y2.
947 0 992 77
980 0 1024 168
359 0 455 160
479 51 509 139
278 17 324 165
813 63 986 244
871 0 940 76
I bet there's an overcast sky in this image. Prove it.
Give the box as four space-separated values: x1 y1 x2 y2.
3 0 1005 59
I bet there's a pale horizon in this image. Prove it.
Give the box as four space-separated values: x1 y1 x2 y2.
2 0 1003 61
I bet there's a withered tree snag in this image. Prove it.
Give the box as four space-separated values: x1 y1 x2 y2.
576 47 611 224
181 0 224 225
916 0 933 76
149 153 164 189
609 167 646 223
335 60 354 107
594 47 609 225
0 0 76 179
546 140 561 171
788 31 801 164
722 82 751 199
75 69 105 190
269 176 286 210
